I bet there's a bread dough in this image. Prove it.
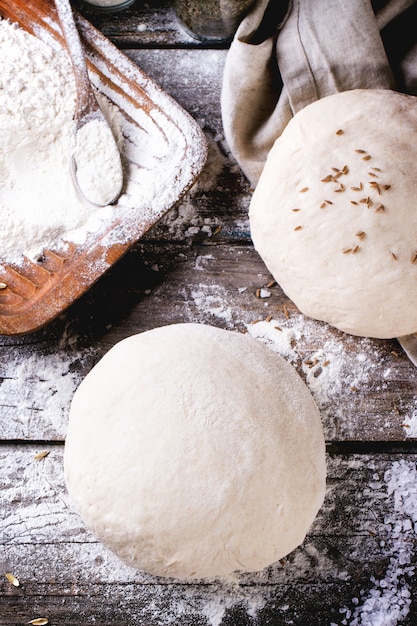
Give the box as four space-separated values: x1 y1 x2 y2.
249 89 417 339
64 323 326 579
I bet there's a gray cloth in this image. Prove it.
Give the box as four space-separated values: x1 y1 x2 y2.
221 0 417 186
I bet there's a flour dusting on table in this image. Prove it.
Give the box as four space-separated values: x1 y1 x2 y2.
247 316 380 409
154 138 225 241
4 442 416 626
1 321 417 625
0 346 94 440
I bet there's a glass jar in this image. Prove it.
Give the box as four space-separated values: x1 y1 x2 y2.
76 0 135 12
174 0 255 43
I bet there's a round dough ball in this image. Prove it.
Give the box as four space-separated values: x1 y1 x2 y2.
249 89 417 339
64 323 326 579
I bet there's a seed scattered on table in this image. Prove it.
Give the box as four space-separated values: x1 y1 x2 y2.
5 572 20 587
34 450 50 461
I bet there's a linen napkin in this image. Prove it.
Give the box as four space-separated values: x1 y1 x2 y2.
221 0 417 187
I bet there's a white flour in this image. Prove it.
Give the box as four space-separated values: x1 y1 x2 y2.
73 117 123 206
0 18 122 263
0 346 94 440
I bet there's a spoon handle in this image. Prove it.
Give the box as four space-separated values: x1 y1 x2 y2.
54 0 98 121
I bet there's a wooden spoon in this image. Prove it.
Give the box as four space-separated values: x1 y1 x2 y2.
54 0 123 207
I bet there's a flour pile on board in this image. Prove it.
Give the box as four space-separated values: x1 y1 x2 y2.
0 18 124 263
0 16 190 266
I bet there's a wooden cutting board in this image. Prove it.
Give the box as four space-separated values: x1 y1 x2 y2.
0 0 207 335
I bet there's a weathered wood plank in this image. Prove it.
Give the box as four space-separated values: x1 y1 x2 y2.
5 579 412 626
124 49 227 127
73 0 231 48
2 446 415 550
2 447 417 625
1 243 416 442
2 576 416 626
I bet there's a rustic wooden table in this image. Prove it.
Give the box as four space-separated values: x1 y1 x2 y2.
2 1 417 625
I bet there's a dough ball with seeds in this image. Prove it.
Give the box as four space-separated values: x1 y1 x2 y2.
64 323 326 580
249 89 417 338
